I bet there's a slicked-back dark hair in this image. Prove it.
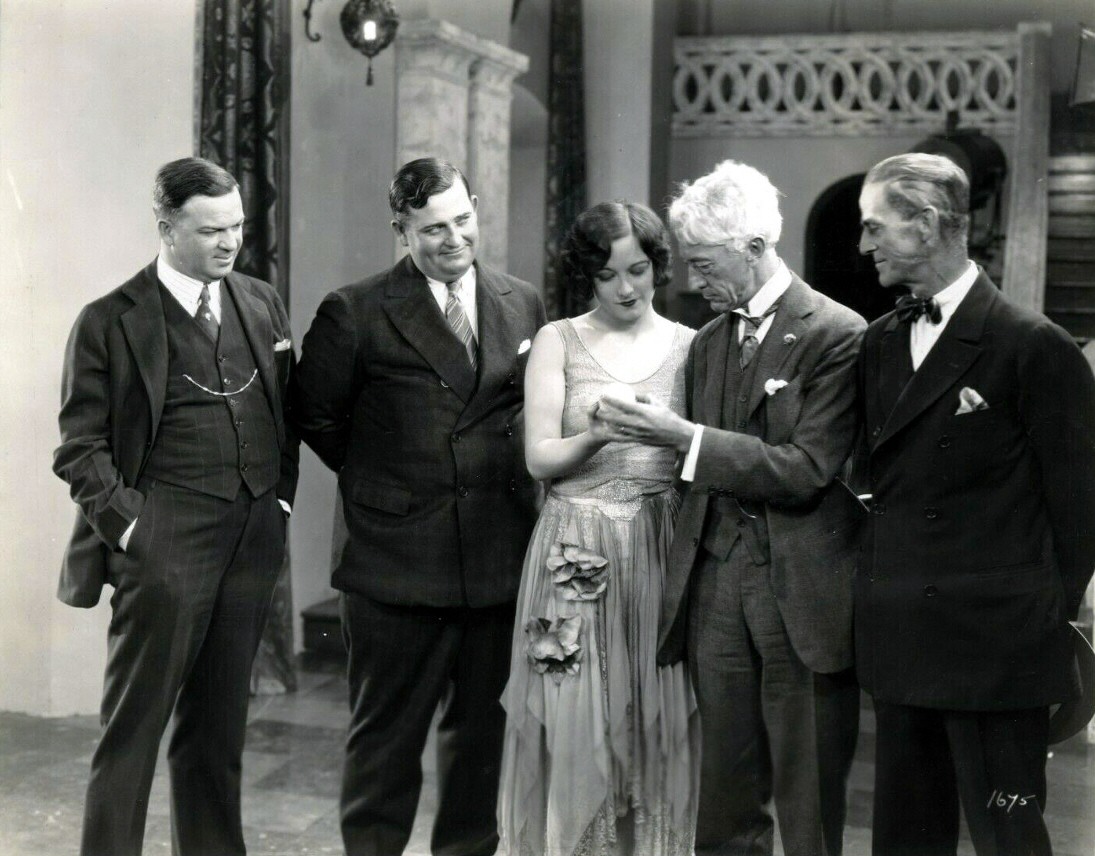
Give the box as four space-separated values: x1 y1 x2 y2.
560 201 673 303
153 157 238 222
389 158 472 224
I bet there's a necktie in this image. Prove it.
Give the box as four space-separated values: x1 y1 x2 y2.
734 303 779 369
895 294 942 325
445 281 477 370
196 284 220 342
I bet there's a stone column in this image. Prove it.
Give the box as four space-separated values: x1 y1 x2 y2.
395 19 528 269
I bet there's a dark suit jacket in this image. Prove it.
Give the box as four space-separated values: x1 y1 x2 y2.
855 272 1095 710
658 275 867 673
52 261 300 608
290 255 547 608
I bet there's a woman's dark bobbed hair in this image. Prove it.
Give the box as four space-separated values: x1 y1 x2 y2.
560 201 673 302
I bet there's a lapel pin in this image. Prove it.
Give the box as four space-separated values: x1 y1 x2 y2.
783 333 797 346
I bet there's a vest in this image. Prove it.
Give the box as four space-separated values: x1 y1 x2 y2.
143 285 280 500
702 316 772 564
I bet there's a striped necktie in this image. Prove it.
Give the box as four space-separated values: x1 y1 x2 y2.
734 302 779 369
196 284 220 343
445 280 477 370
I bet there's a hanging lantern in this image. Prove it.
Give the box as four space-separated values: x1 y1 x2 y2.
340 0 400 86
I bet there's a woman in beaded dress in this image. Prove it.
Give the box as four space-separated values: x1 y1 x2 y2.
497 202 700 856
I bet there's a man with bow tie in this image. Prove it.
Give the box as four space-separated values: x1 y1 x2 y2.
598 159 866 855
53 157 299 856
855 152 1095 856
291 158 545 856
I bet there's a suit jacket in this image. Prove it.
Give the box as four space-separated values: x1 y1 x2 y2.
53 261 300 608
855 272 1095 710
658 275 867 673
290 255 547 608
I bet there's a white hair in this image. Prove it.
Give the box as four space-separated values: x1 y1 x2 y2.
668 159 783 248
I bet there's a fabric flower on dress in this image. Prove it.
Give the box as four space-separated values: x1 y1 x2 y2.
547 542 609 602
525 616 582 681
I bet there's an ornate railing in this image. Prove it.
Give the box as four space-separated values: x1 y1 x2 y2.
673 31 1020 137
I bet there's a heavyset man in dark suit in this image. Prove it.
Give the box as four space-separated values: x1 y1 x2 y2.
291 157 546 856
53 157 299 856
598 160 865 856
855 152 1095 856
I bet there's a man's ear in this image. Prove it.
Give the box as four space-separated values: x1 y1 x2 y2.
746 236 767 261
915 206 940 243
157 218 174 245
391 219 408 245
470 194 479 213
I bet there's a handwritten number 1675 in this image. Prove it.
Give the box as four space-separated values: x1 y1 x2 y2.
987 790 1036 813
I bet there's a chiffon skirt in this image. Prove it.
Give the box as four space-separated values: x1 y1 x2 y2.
497 489 700 856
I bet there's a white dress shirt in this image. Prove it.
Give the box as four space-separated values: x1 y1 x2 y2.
909 261 978 370
426 266 479 340
680 263 793 481
157 255 223 322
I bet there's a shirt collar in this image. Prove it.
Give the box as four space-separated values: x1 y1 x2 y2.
740 261 791 317
157 255 222 302
931 261 979 316
425 265 477 293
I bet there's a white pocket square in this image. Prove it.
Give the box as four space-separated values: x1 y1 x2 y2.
764 378 789 396
274 338 292 352
955 386 989 415
517 338 532 355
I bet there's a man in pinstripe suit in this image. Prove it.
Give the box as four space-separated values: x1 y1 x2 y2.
53 157 299 856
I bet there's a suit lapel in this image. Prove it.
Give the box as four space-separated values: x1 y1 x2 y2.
745 277 812 420
700 315 732 427
120 262 168 435
223 273 279 417
456 263 519 431
381 256 477 402
874 274 994 450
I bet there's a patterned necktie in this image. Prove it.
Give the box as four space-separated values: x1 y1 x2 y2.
734 303 779 369
445 280 477 370
895 294 942 325
196 284 220 342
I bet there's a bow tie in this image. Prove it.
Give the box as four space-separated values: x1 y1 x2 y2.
895 294 942 325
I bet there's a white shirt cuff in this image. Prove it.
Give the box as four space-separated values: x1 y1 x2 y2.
118 518 137 552
680 425 705 482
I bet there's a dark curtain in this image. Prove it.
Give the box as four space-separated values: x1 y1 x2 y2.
543 0 588 319
197 0 296 693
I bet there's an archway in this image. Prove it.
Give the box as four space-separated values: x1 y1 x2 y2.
804 174 893 323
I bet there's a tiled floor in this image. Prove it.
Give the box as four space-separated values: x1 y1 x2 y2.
1 657 1091 856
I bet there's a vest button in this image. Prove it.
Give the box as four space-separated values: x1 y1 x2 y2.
218 355 227 363
924 507 939 519
938 435 952 448
240 441 249 450
228 399 239 407
923 584 938 597
871 502 886 515
458 486 469 497
451 433 460 443
872 427 882 437
739 394 747 403
240 464 249 473
504 424 514 436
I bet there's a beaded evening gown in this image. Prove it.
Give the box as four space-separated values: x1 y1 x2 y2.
497 319 700 856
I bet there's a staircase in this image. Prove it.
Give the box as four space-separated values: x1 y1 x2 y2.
1044 155 1095 343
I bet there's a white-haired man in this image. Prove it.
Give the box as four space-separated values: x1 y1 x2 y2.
856 153 1095 856
599 160 866 855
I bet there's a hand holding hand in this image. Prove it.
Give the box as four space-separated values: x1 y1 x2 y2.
596 393 695 450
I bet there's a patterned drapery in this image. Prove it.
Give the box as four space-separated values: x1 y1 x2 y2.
197 0 296 693
543 0 588 319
